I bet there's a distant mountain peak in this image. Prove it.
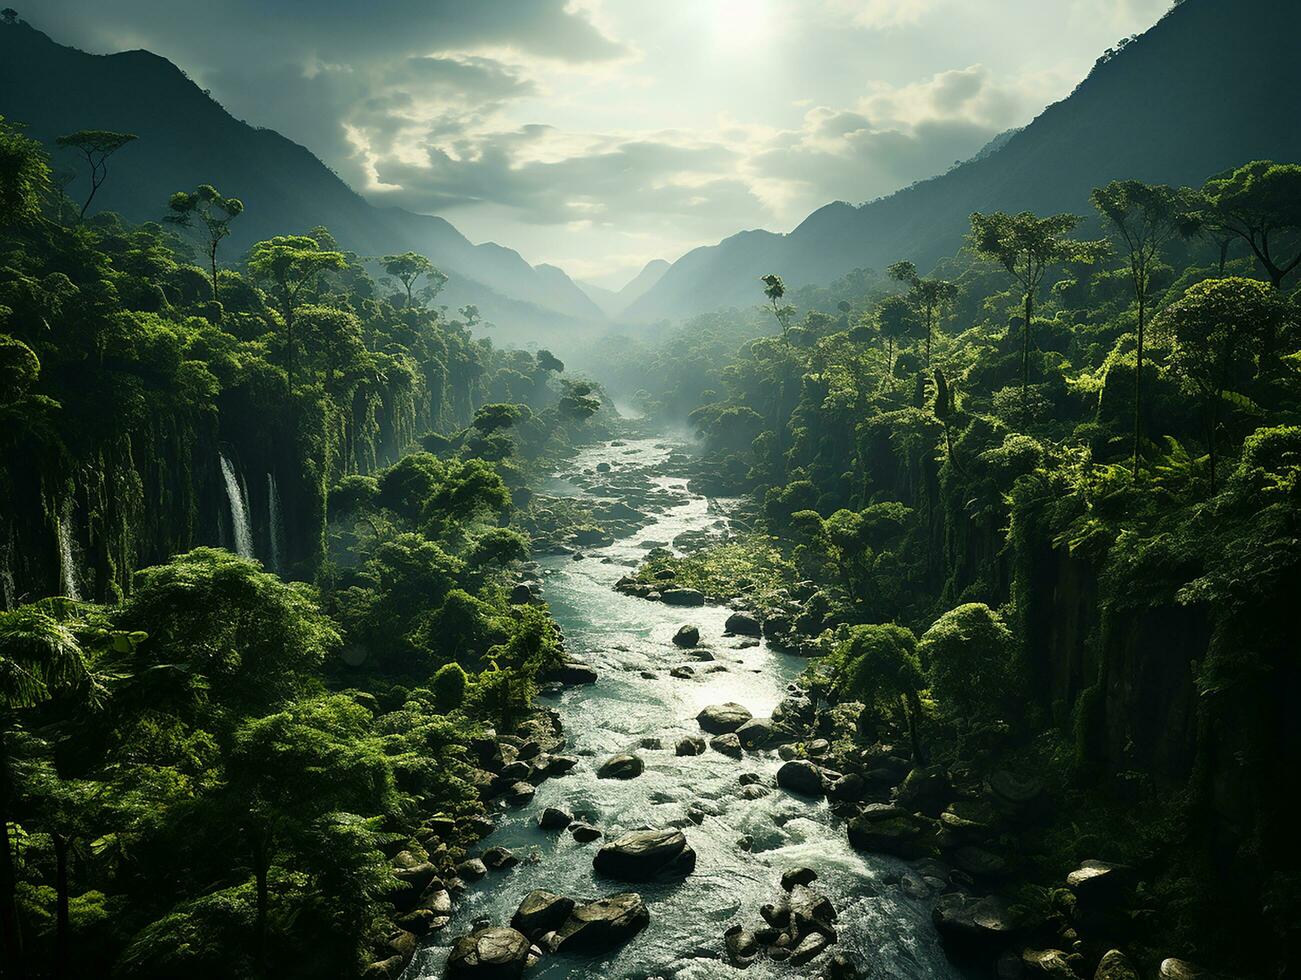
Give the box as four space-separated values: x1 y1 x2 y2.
0 21 605 333
629 0 1301 321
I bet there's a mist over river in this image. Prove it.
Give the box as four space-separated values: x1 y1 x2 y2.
405 436 967 980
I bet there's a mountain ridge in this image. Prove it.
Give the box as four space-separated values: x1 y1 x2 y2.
0 22 607 333
628 0 1301 321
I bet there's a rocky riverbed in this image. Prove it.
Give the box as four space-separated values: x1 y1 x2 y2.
401 436 969 979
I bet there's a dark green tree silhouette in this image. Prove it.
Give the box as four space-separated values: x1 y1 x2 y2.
165 184 243 304
887 260 957 366
55 130 136 221
970 210 1105 424
1202 161 1301 290
1092 180 1199 474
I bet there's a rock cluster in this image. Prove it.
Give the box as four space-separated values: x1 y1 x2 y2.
447 889 651 976
722 868 858 975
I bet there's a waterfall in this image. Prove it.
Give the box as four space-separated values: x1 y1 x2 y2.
219 453 255 559
57 505 82 600
267 471 284 574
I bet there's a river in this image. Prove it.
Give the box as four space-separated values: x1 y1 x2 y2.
404 436 967 980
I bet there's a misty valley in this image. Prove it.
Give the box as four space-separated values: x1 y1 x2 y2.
0 2 1299 980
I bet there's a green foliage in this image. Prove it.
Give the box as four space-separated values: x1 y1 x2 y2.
921 603 1018 723
0 115 51 224
430 662 468 712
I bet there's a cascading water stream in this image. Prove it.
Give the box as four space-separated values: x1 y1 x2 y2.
267 471 284 574
219 453 255 560
57 504 82 601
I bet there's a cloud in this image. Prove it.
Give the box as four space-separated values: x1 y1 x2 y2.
30 0 626 68
827 0 937 30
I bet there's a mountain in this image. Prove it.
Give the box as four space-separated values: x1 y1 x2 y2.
578 259 671 318
629 0 1301 321
0 22 605 335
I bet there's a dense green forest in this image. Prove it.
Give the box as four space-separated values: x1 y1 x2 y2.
3 5 1301 979
0 114 606 978
596 164 1301 977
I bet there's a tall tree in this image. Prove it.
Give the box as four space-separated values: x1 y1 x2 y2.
876 295 918 378
1162 277 1288 492
54 130 136 221
0 606 98 979
165 184 243 304
887 260 957 366
760 273 796 345
248 236 347 391
1091 180 1198 474
969 211 1104 424
380 252 442 308
1202 161 1301 290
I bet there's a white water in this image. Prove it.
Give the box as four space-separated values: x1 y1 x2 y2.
219 453 255 559
267 472 284 574
405 437 967 980
57 505 82 600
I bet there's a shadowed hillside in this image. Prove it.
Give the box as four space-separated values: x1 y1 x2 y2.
0 21 606 334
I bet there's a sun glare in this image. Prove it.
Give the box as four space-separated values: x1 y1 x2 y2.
708 0 774 52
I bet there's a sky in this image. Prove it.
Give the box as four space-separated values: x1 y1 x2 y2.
28 0 1173 288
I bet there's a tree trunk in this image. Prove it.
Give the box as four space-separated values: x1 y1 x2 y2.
252 829 269 977
0 730 25 980
1217 239 1230 275
209 241 220 305
53 834 69 980
1208 396 1219 494
1022 291 1033 426
1133 292 1145 476
903 691 925 764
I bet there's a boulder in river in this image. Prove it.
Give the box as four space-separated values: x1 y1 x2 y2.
596 754 645 779
594 828 696 881
711 732 743 758
481 846 518 871
544 659 598 685
661 587 705 606
553 893 650 952
569 822 603 843
456 858 487 881
672 625 701 647
696 702 753 734
736 717 773 748
781 867 818 890
510 890 575 938
676 736 706 756
539 806 573 831
446 926 530 979
725 611 762 636
776 759 825 797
